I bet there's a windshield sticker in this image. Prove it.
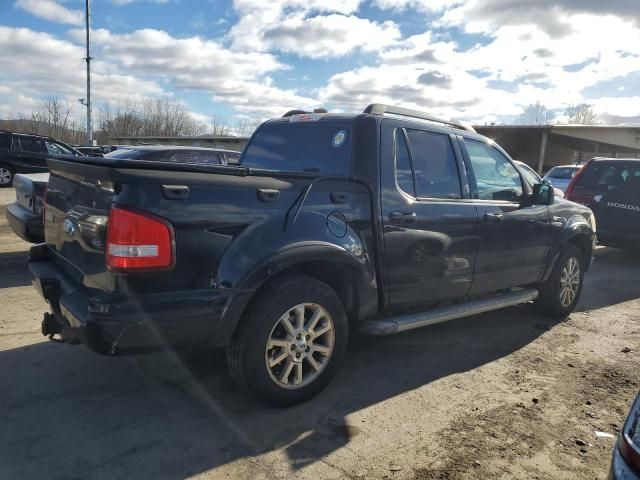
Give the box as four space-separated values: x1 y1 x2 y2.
332 130 346 147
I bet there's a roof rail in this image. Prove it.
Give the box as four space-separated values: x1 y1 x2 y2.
363 104 476 133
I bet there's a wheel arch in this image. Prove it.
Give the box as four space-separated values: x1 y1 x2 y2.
218 243 379 345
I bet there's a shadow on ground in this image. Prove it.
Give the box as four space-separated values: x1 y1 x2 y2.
0 245 638 479
0 250 31 288
0 305 562 480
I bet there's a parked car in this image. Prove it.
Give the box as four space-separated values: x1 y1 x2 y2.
566 158 640 249
609 392 640 480
0 130 82 187
5 146 242 243
542 165 582 192
514 160 564 198
105 146 241 165
28 104 595 406
5 172 48 243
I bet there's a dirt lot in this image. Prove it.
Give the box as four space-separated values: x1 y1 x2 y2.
0 187 638 480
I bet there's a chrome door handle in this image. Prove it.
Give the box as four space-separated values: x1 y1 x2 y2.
389 211 417 224
484 212 504 222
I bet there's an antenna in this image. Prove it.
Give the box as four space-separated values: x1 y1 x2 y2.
84 0 93 146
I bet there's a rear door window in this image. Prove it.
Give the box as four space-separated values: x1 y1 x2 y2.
463 139 523 201
406 129 461 199
18 137 46 153
241 121 351 175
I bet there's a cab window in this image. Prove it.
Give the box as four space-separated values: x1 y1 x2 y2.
464 139 523 202
406 129 461 199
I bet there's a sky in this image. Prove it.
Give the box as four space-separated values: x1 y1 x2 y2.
1 0 639 127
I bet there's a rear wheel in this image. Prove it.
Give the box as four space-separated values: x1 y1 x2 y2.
0 165 13 187
226 275 348 406
535 245 584 317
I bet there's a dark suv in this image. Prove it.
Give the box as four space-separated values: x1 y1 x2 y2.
28 104 596 405
0 130 82 187
566 158 640 248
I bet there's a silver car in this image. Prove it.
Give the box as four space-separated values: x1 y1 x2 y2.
543 165 582 192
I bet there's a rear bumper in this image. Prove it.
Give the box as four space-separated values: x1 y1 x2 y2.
5 202 44 243
29 246 253 354
598 229 640 249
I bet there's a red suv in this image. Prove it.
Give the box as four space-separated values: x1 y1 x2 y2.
566 157 640 249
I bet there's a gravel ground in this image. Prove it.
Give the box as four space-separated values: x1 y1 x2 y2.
0 187 638 480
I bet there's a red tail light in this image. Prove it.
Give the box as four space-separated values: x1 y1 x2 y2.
106 206 174 271
565 162 589 202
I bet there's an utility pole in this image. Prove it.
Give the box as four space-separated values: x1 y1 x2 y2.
85 0 93 145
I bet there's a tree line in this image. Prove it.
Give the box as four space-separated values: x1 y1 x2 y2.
517 101 599 125
0 96 262 145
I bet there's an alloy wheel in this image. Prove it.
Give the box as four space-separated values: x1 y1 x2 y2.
559 257 580 307
265 303 335 389
0 168 11 186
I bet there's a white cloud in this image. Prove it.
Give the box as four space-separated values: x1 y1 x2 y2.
259 14 400 59
0 26 166 116
228 0 397 58
15 0 84 26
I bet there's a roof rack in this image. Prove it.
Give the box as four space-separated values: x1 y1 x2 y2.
363 104 476 133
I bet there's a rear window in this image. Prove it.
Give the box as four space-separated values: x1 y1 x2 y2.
578 162 640 191
105 149 164 160
164 151 222 165
241 121 351 174
546 167 579 179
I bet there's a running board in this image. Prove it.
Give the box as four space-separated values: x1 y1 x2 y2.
360 288 539 335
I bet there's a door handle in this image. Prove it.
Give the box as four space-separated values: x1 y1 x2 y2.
484 212 504 222
389 211 417 223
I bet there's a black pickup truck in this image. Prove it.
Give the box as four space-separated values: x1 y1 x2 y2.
29 104 596 406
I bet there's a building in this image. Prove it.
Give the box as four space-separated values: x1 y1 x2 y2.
109 135 249 151
474 125 640 173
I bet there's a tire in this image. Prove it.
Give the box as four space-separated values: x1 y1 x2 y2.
226 274 348 407
0 165 14 187
535 245 585 317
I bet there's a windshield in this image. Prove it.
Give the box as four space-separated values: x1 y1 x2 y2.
241 121 351 175
546 167 578 179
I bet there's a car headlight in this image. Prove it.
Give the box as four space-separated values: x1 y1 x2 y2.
588 212 596 233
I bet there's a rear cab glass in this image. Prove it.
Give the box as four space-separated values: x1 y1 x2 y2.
241 119 352 175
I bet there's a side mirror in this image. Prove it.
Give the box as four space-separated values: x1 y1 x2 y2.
533 181 554 205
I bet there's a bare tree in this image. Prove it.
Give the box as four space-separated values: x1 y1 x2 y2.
0 97 85 144
565 103 598 125
235 118 263 137
99 96 209 138
518 101 554 125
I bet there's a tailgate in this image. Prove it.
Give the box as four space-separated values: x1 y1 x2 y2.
598 184 640 234
14 172 49 214
44 160 113 291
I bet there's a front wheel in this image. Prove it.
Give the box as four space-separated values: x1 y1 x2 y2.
226 275 348 406
535 245 585 317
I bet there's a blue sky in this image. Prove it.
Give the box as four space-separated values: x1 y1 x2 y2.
1 0 639 129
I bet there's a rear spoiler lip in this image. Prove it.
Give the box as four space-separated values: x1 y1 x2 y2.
47 156 352 181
